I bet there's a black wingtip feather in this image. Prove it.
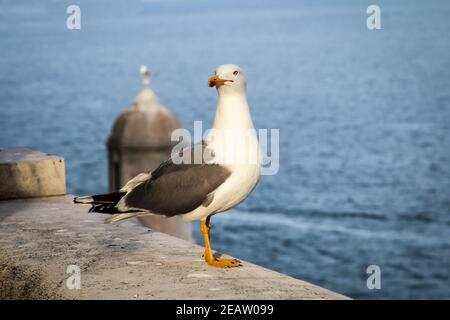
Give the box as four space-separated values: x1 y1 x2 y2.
89 203 121 214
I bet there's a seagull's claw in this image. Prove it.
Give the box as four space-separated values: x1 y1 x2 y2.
206 257 242 268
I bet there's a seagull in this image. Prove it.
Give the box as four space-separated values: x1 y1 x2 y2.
74 64 261 268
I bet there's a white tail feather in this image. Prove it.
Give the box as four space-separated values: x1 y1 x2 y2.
105 212 141 224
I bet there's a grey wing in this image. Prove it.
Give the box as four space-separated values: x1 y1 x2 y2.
119 144 230 216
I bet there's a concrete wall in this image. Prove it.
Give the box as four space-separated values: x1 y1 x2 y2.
0 196 348 300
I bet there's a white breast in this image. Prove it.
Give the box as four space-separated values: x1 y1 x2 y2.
210 129 261 212
182 130 261 221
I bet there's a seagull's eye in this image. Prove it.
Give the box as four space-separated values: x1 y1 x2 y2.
233 70 239 76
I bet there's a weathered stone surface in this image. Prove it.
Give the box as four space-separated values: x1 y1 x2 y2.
0 149 66 200
0 196 348 300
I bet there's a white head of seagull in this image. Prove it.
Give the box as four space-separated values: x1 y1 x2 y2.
209 64 246 93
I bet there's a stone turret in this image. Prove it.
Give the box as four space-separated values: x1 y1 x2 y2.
107 66 191 241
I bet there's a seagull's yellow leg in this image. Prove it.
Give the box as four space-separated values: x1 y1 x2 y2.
201 216 241 268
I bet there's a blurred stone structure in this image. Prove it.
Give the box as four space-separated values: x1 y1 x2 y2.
0 149 66 200
107 66 192 241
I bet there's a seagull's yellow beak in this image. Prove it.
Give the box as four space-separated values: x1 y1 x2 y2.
208 75 232 88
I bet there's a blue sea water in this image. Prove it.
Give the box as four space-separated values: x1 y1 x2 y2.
1 0 449 299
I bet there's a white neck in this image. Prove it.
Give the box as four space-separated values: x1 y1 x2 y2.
207 88 260 168
212 89 254 130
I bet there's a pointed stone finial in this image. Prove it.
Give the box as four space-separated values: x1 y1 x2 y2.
134 65 158 108
140 65 150 87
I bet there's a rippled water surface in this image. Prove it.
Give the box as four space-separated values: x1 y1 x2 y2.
1 0 449 298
